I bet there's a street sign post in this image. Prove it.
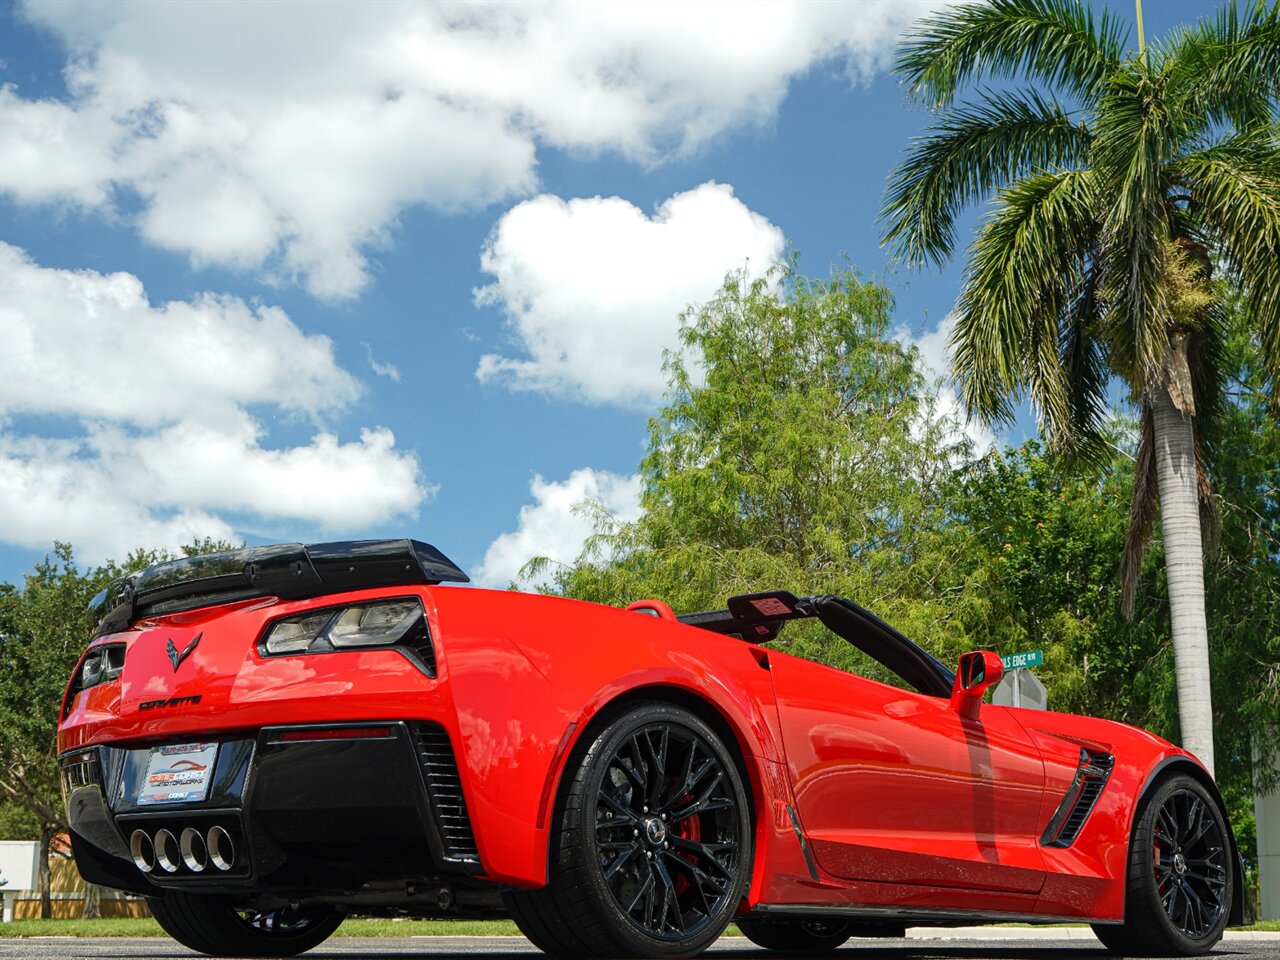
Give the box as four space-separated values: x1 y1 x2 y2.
1000 649 1043 671
992 650 1047 710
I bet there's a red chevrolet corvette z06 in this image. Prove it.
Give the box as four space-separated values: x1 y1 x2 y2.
59 540 1242 958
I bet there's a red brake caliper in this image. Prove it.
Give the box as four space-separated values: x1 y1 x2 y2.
670 792 701 895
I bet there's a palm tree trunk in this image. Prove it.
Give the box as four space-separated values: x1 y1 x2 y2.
1152 381 1215 776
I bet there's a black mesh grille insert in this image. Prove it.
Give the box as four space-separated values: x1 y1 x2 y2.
413 723 479 862
1057 776 1106 844
401 616 436 677
1043 751 1114 847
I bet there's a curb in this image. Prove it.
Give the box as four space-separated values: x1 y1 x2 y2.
900 926 1280 942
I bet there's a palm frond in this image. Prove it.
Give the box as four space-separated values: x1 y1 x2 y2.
1094 65 1174 391
881 89 1091 267
1176 130 1280 392
1166 0 1280 133
1061 253 1110 463
1120 403 1156 618
950 168 1100 447
896 0 1127 108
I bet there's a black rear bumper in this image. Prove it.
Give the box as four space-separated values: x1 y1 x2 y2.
62 721 481 898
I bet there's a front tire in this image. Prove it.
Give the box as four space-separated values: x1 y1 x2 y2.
737 918 855 952
149 892 342 957
1091 773 1233 956
506 702 752 958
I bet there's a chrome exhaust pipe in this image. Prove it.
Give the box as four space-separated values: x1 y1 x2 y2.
129 830 155 873
180 827 208 872
207 825 235 872
154 828 180 873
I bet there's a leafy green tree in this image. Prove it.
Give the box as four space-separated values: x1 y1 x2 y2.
957 371 1274 870
951 309 1279 863
1 545 125 918
545 265 976 678
537 258 1276 874
1200 308 1280 800
0 539 238 916
881 0 1279 775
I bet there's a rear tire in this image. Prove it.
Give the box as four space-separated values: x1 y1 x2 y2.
737 918 855 951
506 702 752 958
149 892 342 957
1091 772 1232 956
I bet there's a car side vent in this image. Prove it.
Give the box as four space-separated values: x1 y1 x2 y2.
401 615 437 677
413 723 479 863
1042 750 1114 848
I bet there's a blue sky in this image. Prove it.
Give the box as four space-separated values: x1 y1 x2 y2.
0 0 1213 589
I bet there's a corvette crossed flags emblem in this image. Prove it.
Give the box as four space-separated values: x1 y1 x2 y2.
166 633 202 672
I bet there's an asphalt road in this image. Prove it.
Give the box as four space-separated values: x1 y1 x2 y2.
1 937 1279 960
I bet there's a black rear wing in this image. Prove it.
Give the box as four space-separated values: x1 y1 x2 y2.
89 540 469 637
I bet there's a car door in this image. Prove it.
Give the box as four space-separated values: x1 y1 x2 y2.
769 650 1048 895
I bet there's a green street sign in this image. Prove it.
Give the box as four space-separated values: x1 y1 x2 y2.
1000 649 1043 670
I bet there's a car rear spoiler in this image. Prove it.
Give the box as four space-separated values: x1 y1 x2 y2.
88 540 469 637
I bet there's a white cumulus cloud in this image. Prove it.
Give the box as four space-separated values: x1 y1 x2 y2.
475 182 785 406
0 242 361 427
475 468 643 588
0 246 430 564
1 0 947 299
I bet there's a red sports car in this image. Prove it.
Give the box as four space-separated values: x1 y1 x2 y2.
59 540 1242 957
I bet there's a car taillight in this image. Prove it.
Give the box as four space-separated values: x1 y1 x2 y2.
81 644 125 686
261 611 332 654
62 643 126 720
327 601 421 648
259 598 433 673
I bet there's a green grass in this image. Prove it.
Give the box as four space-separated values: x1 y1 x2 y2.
337 919 523 937
0 917 522 938
0 918 162 938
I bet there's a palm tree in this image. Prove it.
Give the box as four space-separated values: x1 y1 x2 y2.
881 0 1279 776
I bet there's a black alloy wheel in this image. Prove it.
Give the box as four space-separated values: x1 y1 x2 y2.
236 905 338 937
737 917 856 952
505 702 752 958
594 719 744 938
1150 788 1230 938
1092 772 1232 957
149 892 343 957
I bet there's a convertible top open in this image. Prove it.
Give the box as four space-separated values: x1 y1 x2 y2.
673 590 953 697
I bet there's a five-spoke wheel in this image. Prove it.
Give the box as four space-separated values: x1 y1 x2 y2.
506 702 751 958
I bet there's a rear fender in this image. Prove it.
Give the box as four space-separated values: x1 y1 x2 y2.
433 589 792 890
538 677 807 909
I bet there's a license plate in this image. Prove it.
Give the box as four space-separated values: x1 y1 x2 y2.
137 742 218 805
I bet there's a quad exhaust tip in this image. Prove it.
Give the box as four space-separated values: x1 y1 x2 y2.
154 829 180 873
207 825 235 872
180 827 207 873
129 825 235 874
129 830 154 873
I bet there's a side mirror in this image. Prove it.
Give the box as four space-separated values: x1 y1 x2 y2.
949 650 1004 720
